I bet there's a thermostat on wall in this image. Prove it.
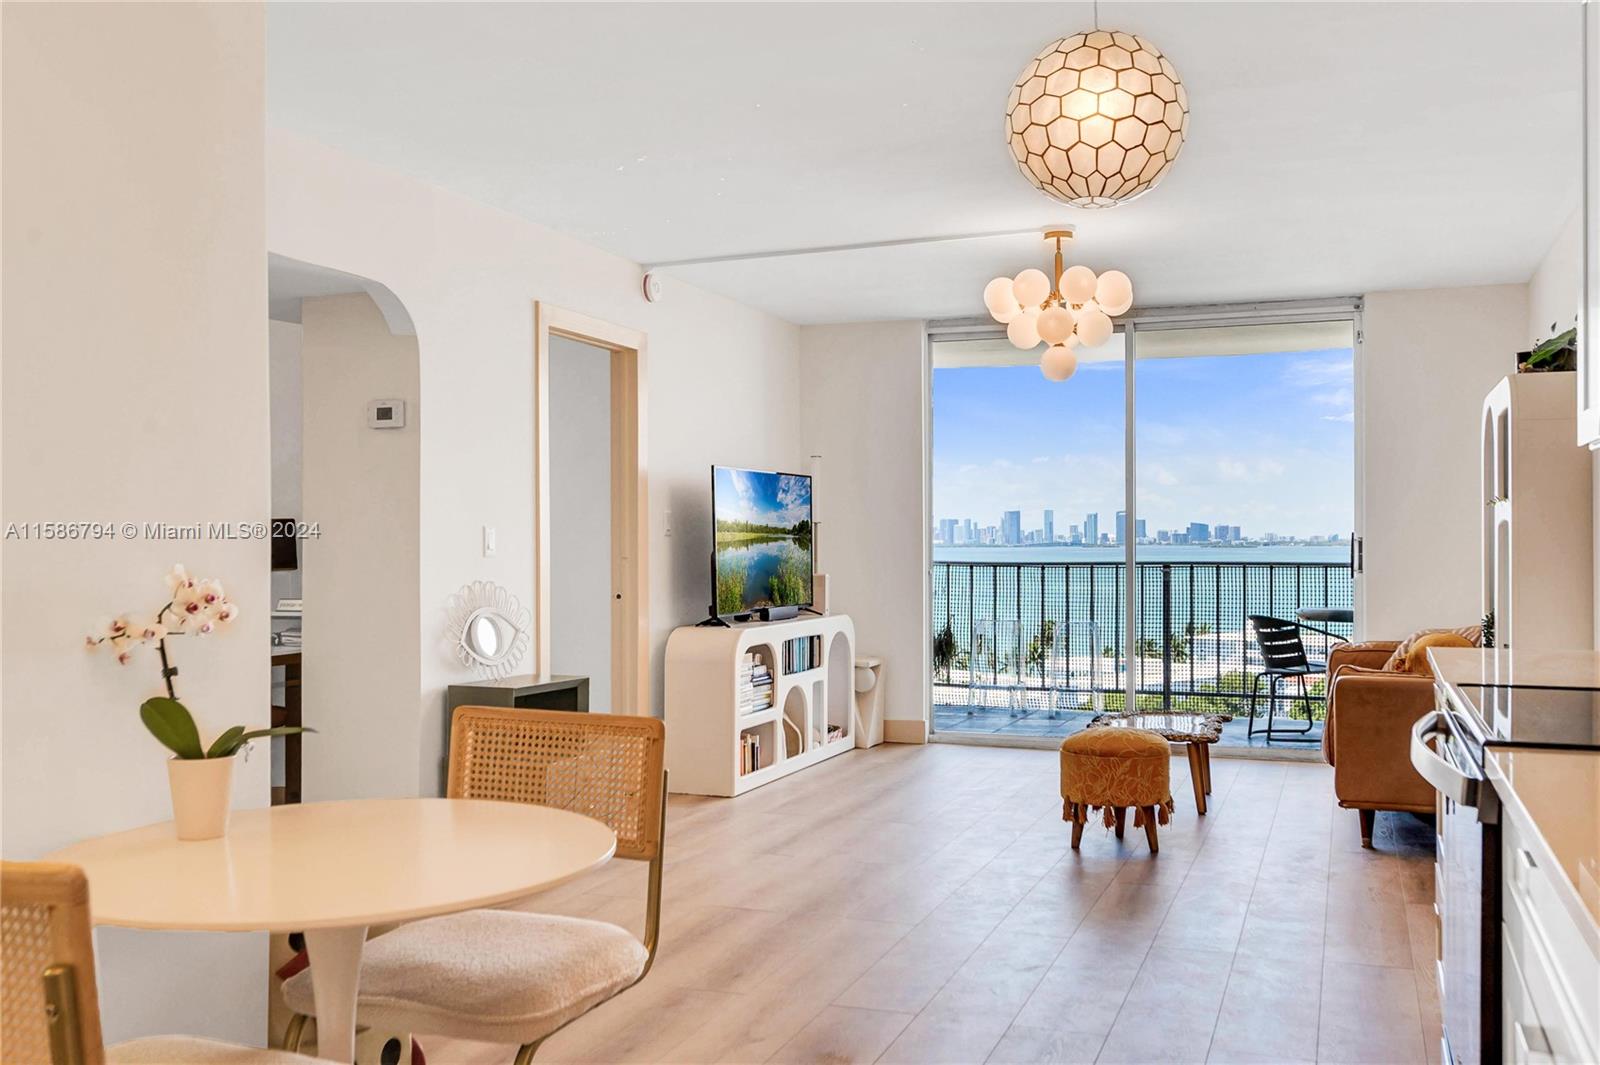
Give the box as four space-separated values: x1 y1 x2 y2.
367 399 406 429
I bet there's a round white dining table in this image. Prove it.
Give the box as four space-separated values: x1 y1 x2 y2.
47 797 617 1063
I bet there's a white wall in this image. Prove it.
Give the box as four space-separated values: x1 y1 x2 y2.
1526 207 1600 645
1528 207 1582 350
267 130 803 792
798 322 929 734
1 1 269 1044
549 335 613 710
1360 285 1529 637
298 293 422 801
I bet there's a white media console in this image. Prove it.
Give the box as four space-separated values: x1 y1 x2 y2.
664 613 856 796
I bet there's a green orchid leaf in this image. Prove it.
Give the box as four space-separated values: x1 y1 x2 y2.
207 725 315 759
139 697 204 759
205 725 247 759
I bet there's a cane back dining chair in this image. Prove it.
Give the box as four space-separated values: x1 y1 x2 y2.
282 707 667 1064
2 861 334 1065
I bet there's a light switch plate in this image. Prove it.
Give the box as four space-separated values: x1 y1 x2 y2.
483 525 496 557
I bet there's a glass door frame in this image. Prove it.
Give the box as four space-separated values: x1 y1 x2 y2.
926 297 1364 732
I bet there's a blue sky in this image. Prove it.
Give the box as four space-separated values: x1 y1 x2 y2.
932 348 1354 539
714 467 812 527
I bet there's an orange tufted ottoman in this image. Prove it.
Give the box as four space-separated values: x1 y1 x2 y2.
1059 727 1175 853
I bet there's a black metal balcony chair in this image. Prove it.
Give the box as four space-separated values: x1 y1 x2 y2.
1246 615 1333 743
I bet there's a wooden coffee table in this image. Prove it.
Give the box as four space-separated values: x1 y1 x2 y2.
1087 712 1229 815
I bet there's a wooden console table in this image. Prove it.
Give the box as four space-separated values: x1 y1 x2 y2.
444 674 590 768
447 673 590 713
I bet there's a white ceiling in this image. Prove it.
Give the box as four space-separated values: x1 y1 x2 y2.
267 2 1582 325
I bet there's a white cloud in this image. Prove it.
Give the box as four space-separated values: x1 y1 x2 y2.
1143 463 1179 486
774 474 811 525
732 470 756 507
1284 356 1352 388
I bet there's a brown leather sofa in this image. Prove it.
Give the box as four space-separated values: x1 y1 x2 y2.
1321 640 1437 847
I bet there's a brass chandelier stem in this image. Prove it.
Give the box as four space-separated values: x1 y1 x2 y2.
1044 228 1072 307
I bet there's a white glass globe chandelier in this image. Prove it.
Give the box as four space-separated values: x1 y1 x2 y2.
1006 28 1188 209
983 227 1132 382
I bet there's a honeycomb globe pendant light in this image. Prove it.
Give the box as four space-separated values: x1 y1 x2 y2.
1006 27 1189 208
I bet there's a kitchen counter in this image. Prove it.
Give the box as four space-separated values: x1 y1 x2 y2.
1429 646 1600 691
1487 747 1600 934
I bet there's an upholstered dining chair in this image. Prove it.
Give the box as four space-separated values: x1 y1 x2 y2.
1 860 335 1065
281 707 667 1064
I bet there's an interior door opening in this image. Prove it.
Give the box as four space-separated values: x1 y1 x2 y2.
533 303 649 714
548 335 615 710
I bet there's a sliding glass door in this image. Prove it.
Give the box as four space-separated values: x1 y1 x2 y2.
1132 318 1357 747
929 331 1128 739
928 308 1358 747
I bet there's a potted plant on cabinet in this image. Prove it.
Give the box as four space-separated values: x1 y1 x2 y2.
1516 326 1577 373
87 564 311 840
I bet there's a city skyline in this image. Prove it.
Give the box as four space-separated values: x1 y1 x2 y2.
931 347 1355 540
933 507 1342 546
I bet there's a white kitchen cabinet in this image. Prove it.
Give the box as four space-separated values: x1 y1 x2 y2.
1491 749 1600 1065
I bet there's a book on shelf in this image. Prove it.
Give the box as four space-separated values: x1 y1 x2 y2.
781 634 824 673
737 651 775 713
740 731 764 775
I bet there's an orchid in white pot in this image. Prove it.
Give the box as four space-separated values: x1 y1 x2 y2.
87 564 311 839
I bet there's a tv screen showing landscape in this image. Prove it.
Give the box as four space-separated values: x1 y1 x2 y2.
712 466 813 616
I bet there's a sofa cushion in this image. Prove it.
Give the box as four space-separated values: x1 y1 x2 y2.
1402 632 1476 677
1383 625 1481 672
281 909 647 1046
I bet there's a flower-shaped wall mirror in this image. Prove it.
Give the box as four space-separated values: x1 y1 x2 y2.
446 580 531 679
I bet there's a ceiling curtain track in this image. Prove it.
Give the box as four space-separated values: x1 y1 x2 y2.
927 296 1362 339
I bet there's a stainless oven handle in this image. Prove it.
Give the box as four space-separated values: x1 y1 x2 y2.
1409 710 1481 806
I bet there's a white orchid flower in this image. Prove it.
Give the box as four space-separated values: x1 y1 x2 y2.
125 615 165 641
165 564 194 595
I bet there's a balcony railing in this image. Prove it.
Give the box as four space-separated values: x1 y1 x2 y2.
931 559 1353 725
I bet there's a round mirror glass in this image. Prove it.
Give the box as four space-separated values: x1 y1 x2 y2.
469 614 500 659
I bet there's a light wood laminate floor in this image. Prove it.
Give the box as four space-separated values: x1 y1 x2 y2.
417 742 1441 1064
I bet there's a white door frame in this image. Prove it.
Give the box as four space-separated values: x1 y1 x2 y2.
533 302 649 714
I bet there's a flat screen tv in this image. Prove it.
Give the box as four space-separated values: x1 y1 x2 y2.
711 465 813 619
